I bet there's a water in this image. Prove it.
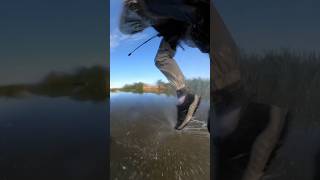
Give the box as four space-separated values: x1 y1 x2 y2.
0 95 107 179
1 92 319 179
110 92 210 180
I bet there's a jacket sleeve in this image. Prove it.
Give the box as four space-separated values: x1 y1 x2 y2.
119 0 152 34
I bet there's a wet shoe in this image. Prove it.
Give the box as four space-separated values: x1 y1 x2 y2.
175 93 201 130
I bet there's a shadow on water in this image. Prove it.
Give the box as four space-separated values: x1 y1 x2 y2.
110 92 210 180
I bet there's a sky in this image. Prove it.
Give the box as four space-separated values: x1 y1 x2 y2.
0 0 108 85
109 0 210 88
1 0 318 86
215 0 320 54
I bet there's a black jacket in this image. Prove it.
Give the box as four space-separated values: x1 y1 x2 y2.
120 0 209 53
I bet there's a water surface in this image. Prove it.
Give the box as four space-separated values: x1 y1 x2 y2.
110 92 210 180
0 95 107 179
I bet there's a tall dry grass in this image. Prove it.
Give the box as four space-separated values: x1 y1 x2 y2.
239 50 320 125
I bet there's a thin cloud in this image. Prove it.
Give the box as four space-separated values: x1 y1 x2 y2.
110 29 148 50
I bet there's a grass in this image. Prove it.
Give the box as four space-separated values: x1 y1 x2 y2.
239 50 320 124
0 65 109 101
151 78 210 99
112 78 210 99
1 50 319 112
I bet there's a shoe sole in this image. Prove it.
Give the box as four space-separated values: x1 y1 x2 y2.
176 95 201 130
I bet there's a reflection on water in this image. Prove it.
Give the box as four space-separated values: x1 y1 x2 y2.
0 96 107 179
110 92 210 180
0 66 108 101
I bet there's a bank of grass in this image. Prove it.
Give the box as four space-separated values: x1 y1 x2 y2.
119 82 144 93
187 78 210 99
0 65 108 101
0 85 28 97
239 50 320 124
151 78 210 99
113 78 210 99
1 50 319 111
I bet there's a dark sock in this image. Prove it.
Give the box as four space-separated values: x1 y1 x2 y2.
176 87 188 98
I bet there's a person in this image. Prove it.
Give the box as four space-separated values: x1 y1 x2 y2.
119 0 209 130
120 1 289 179
210 3 289 180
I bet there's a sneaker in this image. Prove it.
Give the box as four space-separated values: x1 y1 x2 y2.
175 93 201 130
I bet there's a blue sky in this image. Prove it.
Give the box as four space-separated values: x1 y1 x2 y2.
0 0 107 85
109 0 210 88
215 0 320 53
1 0 318 86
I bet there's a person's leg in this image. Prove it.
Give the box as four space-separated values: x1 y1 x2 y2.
209 4 246 136
210 3 289 180
209 1 245 137
241 106 288 180
155 38 187 96
155 37 201 130
211 5 241 93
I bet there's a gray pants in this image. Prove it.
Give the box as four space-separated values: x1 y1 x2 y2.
210 5 241 92
155 5 241 92
155 38 186 90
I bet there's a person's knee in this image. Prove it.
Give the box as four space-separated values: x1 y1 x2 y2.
154 51 170 68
